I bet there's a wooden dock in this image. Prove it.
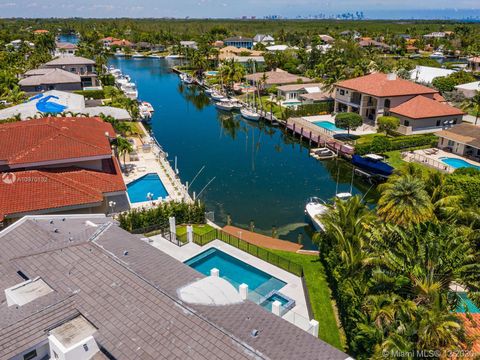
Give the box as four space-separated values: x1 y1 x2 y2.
222 225 303 252
285 117 354 157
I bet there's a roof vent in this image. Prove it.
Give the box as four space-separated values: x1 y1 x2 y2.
5 277 53 306
17 270 29 281
123 251 129 256
250 329 259 338
387 73 397 81
49 220 54 224
54 228 59 233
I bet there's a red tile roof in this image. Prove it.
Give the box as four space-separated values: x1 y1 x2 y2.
0 117 115 167
457 314 480 354
390 95 464 119
336 72 438 97
0 158 125 220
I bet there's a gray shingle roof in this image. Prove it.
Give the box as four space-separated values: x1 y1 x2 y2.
0 215 349 360
45 56 95 66
19 68 81 86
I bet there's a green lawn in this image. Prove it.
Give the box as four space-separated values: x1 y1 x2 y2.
176 224 215 236
269 249 344 350
384 148 438 176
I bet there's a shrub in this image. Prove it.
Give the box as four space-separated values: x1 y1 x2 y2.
335 112 363 134
355 134 437 155
444 169 480 207
73 89 105 99
377 116 400 134
370 136 391 153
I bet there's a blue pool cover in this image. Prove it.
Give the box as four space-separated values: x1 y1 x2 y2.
126 173 169 203
35 95 67 114
185 247 286 296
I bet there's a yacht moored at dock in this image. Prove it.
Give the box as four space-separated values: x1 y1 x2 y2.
305 197 328 231
240 107 261 121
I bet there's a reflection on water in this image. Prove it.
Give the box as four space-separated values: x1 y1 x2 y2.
109 57 377 249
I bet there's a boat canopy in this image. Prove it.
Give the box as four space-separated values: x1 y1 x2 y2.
352 154 394 177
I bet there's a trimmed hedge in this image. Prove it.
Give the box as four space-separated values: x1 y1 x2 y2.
355 134 437 155
118 201 206 232
285 101 333 117
73 89 105 99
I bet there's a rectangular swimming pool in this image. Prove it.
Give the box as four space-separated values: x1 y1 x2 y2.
313 121 345 132
440 157 480 170
126 173 169 203
185 247 286 296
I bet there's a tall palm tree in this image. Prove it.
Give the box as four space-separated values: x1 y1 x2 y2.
116 136 133 167
377 175 434 226
461 91 480 125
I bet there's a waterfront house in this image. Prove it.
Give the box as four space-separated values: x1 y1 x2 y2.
43 56 98 87
435 123 480 161
6 39 34 50
455 81 480 99
224 36 254 49
110 39 133 48
99 36 120 48
246 69 313 88
0 117 127 222
33 29 49 35
53 41 78 57
409 65 456 85
334 72 463 134
468 57 480 72
406 45 419 54
277 83 332 104
423 32 447 39
254 34 275 45
19 68 82 92
0 214 348 360
180 40 198 50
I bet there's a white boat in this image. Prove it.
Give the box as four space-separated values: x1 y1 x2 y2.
229 98 243 109
141 101 154 112
210 92 225 101
215 99 235 111
115 75 131 88
166 54 183 59
305 197 328 231
430 51 445 59
205 88 214 95
149 54 163 59
109 68 122 78
114 51 125 57
121 82 138 100
336 192 352 200
240 107 261 121
132 52 144 58
310 147 336 160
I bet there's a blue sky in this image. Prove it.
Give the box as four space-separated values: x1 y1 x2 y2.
1 0 480 19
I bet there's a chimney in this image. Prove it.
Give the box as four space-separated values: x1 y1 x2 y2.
387 73 397 81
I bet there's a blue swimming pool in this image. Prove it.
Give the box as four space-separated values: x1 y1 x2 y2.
440 157 480 170
260 291 295 313
185 248 286 296
126 173 169 203
313 121 345 132
35 95 67 114
457 293 480 314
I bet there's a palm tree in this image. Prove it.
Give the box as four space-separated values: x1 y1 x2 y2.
116 136 133 166
377 175 434 226
461 91 480 125
265 96 277 121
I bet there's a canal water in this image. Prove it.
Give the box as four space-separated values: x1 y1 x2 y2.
109 57 376 249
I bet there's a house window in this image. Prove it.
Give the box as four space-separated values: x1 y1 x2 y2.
448 140 454 147
404 120 410 127
453 119 457 124
23 349 37 360
436 120 441 126
384 99 391 108
339 89 345 96
70 67 75 72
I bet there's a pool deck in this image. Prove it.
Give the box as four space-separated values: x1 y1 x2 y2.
402 148 480 173
122 123 192 207
303 115 377 136
146 235 312 329
222 225 303 253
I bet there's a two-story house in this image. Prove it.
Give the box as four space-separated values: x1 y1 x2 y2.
43 56 98 87
334 73 463 134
